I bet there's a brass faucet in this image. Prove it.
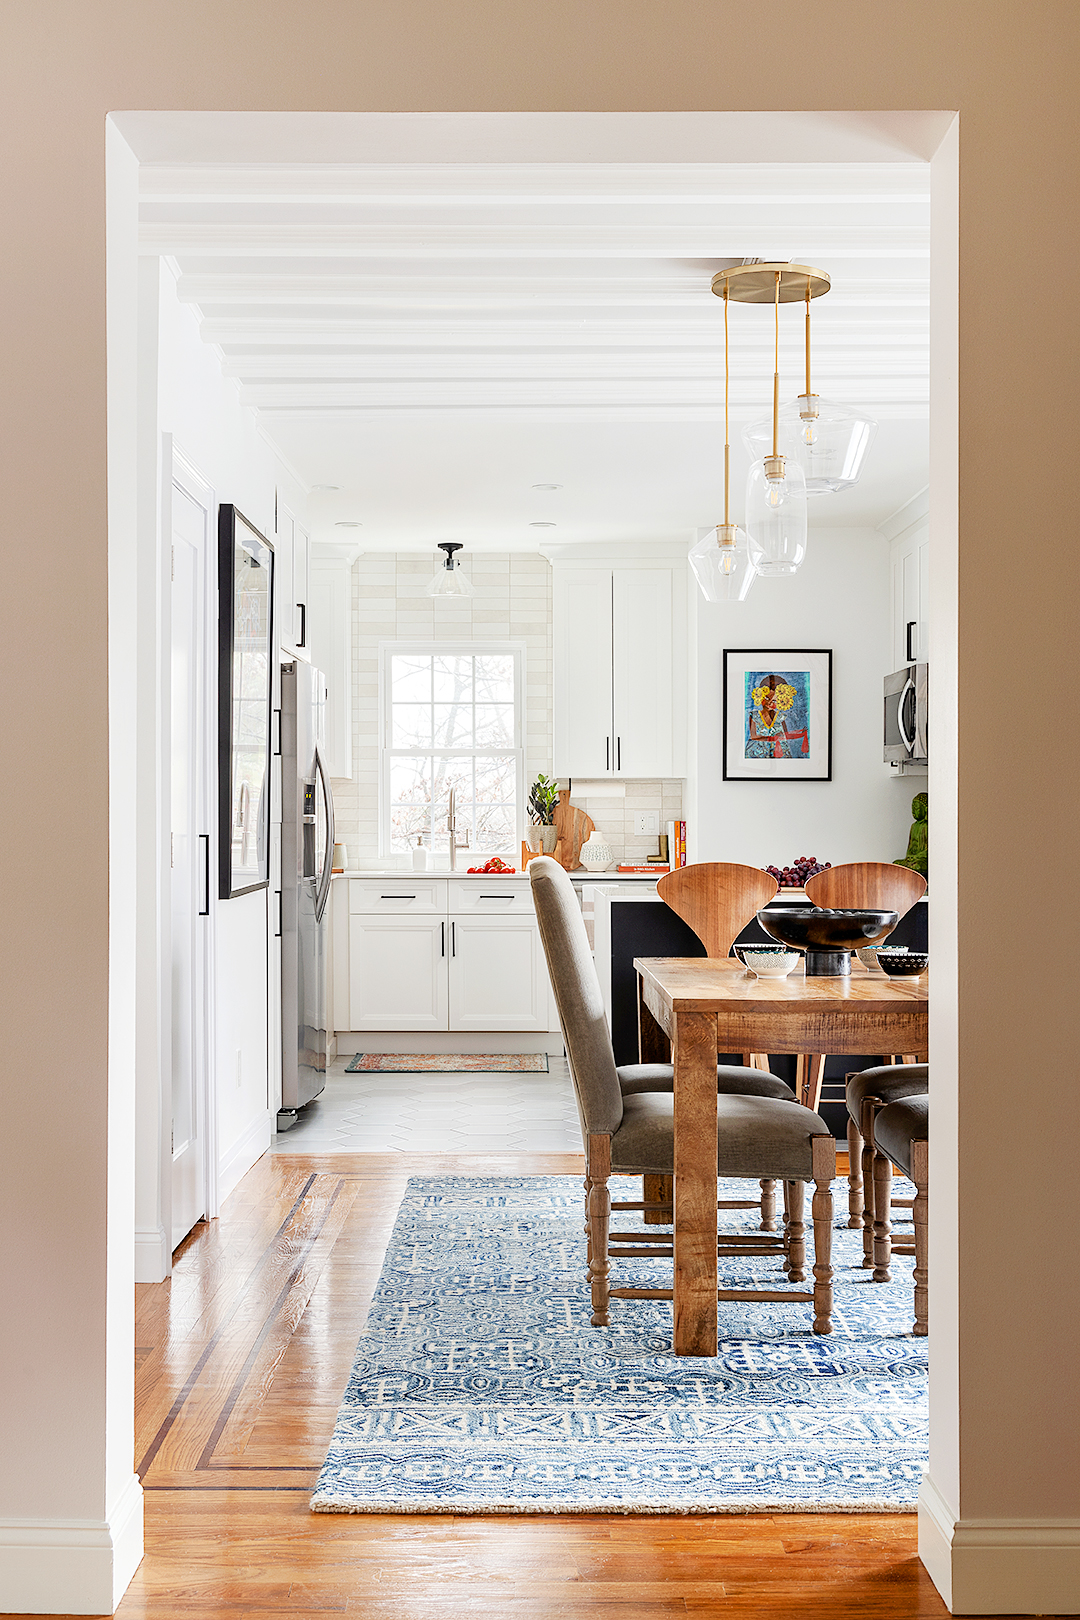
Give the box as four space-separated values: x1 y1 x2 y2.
446 785 470 871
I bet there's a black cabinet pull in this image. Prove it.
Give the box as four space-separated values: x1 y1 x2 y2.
274 890 282 937
906 620 917 661
296 602 306 648
605 736 610 771
441 920 445 956
451 921 456 956
616 736 621 770
199 833 210 916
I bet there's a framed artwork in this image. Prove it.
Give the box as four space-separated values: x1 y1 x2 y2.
722 648 832 781
218 504 274 897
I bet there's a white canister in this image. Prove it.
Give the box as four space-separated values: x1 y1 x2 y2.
332 841 346 872
578 835 614 872
411 836 429 871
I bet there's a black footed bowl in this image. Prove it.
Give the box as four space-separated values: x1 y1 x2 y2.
757 908 899 977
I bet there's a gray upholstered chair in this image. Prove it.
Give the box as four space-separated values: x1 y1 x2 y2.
871 1094 928 1335
529 856 836 1335
845 1063 928 1266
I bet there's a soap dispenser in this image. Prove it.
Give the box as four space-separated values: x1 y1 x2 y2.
411 835 429 871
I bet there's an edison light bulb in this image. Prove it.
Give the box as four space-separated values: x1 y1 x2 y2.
688 524 757 602
744 456 808 576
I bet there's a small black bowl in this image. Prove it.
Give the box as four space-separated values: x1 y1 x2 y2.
757 908 900 977
879 951 929 978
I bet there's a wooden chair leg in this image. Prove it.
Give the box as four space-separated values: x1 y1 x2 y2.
587 1134 612 1326
796 1053 826 1110
860 1096 879 1268
846 1112 864 1228
912 1137 928 1336
643 1173 672 1227
759 1179 777 1233
872 1146 893 1282
785 1179 806 1282
811 1134 835 1335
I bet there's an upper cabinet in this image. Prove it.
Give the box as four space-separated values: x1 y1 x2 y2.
306 542 358 781
883 492 930 670
276 503 311 657
550 547 687 778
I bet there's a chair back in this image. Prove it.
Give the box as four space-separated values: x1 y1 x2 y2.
804 860 926 919
528 857 624 1135
656 862 779 958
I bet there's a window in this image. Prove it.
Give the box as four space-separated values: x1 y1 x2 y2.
381 646 523 858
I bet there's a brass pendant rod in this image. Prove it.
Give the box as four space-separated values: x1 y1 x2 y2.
724 285 730 528
805 277 812 398
772 270 781 459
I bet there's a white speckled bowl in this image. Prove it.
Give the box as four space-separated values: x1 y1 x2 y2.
856 944 906 970
741 948 800 979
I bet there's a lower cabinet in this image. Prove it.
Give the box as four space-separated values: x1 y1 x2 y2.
448 914 550 1031
348 914 449 1030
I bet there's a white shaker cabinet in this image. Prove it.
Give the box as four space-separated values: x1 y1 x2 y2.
277 505 311 657
448 914 550 1031
551 548 685 778
348 913 449 1030
884 495 930 669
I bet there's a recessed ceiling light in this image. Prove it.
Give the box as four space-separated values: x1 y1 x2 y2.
531 483 562 491
335 521 362 528
529 521 557 528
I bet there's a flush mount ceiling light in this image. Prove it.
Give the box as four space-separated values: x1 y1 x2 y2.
689 278 757 603
529 521 557 528
711 262 821 577
740 270 877 495
313 484 341 491
334 520 362 528
531 483 562 490
426 541 475 597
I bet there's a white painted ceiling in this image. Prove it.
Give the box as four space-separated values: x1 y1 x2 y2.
140 159 929 549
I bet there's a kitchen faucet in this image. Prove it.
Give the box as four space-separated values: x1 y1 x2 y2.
446 785 470 871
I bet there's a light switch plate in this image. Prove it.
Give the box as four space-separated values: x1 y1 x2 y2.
634 812 660 836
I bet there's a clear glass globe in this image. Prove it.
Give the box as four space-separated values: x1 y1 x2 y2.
743 396 877 494
688 524 757 602
744 457 808 576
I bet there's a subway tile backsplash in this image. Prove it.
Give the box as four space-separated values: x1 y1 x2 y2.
330 551 681 865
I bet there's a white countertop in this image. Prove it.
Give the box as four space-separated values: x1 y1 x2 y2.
332 867 665 882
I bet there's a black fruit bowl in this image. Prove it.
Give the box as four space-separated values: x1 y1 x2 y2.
756 908 899 977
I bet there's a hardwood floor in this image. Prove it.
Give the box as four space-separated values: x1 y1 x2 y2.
43 1150 1026 1617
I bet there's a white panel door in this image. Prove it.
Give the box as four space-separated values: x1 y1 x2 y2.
448 915 549 1031
612 567 673 777
349 914 449 1030
170 481 209 1249
552 567 613 775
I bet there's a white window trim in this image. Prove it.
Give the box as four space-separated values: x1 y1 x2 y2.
378 640 526 860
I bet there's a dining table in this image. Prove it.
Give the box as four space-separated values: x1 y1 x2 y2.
633 954 929 1357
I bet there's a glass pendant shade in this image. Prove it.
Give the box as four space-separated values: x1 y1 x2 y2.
689 524 757 603
744 457 808 576
743 396 877 494
425 544 475 597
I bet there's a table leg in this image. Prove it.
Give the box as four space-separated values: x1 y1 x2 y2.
796 1053 826 1110
673 1009 719 1357
637 975 670 1063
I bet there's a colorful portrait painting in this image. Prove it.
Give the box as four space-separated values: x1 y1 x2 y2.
744 670 811 760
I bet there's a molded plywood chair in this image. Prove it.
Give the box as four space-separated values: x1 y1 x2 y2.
529 856 836 1335
799 861 928 1116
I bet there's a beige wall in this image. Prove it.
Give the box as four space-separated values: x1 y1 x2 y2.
1 3 1078 1613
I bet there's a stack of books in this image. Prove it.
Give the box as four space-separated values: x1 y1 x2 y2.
666 819 687 868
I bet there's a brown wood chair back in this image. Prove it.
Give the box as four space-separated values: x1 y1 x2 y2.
803 860 926 919
656 862 779 959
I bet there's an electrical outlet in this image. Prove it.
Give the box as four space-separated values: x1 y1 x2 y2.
634 812 660 836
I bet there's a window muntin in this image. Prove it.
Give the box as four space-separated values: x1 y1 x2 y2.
382 648 522 857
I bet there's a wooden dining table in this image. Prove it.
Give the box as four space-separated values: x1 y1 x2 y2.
633 955 928 1356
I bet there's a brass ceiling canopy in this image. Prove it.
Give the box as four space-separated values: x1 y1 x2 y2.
711 262 831 303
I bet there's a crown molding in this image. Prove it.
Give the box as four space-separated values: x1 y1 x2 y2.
877 484 930 541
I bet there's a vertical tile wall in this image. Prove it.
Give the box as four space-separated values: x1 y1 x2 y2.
330 549 682 866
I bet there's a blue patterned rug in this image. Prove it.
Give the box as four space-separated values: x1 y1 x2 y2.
311 1175 926 1515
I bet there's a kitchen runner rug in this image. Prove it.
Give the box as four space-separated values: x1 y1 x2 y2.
345 1053 549 1074
311 1174 927 1515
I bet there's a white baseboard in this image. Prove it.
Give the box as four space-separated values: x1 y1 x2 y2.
335 1031 566 1056
0 1473 143 1614
134 1223 169 1284
217 1109 272 1206
919 1473 1080 1614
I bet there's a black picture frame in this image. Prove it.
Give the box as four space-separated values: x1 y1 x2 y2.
722 648 833 782
218 504 275 898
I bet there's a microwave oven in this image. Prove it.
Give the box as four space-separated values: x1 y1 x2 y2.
884 663 928 766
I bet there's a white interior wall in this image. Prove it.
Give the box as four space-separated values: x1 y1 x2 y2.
689 526 916 868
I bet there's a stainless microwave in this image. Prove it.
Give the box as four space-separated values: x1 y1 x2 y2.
884 663 928 765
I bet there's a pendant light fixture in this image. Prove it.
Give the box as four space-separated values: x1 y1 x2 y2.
425 541 475 598
689 282 757 602
742 274 878 495
712 264 814 577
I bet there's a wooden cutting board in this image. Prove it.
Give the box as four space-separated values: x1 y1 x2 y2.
553 790 595 871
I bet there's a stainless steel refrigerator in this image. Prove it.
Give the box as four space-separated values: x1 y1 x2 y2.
279 660 335 1128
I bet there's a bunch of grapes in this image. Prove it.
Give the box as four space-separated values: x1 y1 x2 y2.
764 855 832 888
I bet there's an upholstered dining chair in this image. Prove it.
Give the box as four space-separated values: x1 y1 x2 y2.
799 861 928 1114
529 856 837 1335
845 1063 928 1262
870 1093 929 1335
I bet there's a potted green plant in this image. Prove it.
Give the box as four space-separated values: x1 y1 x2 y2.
528 773 560 853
